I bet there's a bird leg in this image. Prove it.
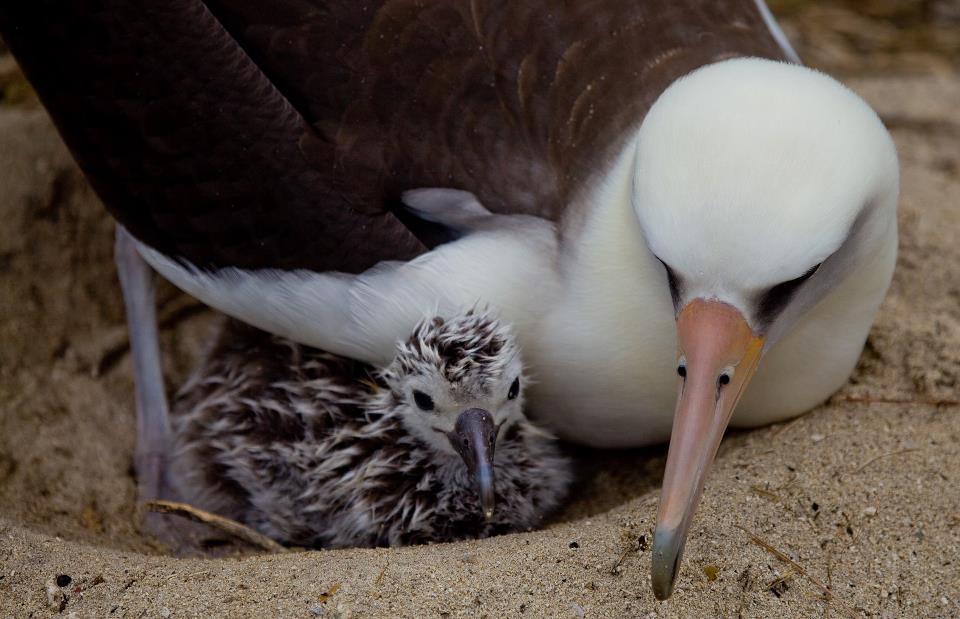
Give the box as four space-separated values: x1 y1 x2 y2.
114 226 199 552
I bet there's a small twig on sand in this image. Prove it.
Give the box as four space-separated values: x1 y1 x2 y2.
765 569 794 596
831 395 960 407
611 546 633 574
735 525 857 619
375 562 388 586
146 500 287 553
750 484 781 502
611 535 647 574
851 448 921 475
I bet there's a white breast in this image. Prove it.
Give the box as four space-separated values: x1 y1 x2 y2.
523 143 680 445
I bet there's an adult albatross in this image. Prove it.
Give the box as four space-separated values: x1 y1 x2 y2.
0 0 898 600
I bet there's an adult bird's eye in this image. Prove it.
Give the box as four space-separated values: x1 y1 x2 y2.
412 390 435 411
756 262 824 326
778 262 821 292
507 376 520 400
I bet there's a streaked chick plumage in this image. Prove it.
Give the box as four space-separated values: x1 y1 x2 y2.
171 310 572 548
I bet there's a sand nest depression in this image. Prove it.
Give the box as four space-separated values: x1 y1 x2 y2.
1 57 960 619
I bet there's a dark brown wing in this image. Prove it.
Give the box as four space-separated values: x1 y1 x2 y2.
0 0 427 272
0 0 787 273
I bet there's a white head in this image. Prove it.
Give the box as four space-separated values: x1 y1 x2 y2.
376 309 527 516
636 58 899 599
635 57 899 344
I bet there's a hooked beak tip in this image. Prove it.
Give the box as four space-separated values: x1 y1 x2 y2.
651 525 684 601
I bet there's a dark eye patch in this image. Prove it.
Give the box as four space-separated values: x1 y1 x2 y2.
655 257 683 310
756 263 821 327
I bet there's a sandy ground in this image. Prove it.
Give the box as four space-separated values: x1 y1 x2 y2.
2 9 960 619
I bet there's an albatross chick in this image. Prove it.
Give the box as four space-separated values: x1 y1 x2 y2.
170 310 572 548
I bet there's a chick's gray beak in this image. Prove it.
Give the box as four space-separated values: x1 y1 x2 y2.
447 408 498 519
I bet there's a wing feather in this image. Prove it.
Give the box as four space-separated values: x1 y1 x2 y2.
0 0 788 272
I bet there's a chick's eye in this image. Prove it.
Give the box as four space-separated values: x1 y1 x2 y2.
412 390 434 411
507 376 520 400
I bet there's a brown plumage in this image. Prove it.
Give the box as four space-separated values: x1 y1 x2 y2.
0 0 787 272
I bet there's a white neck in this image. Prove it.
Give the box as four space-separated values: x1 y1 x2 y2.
523 139 681 443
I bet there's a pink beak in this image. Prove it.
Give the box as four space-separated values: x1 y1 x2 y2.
651 299 764 600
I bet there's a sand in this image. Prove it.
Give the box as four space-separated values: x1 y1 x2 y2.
1 9 959 618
